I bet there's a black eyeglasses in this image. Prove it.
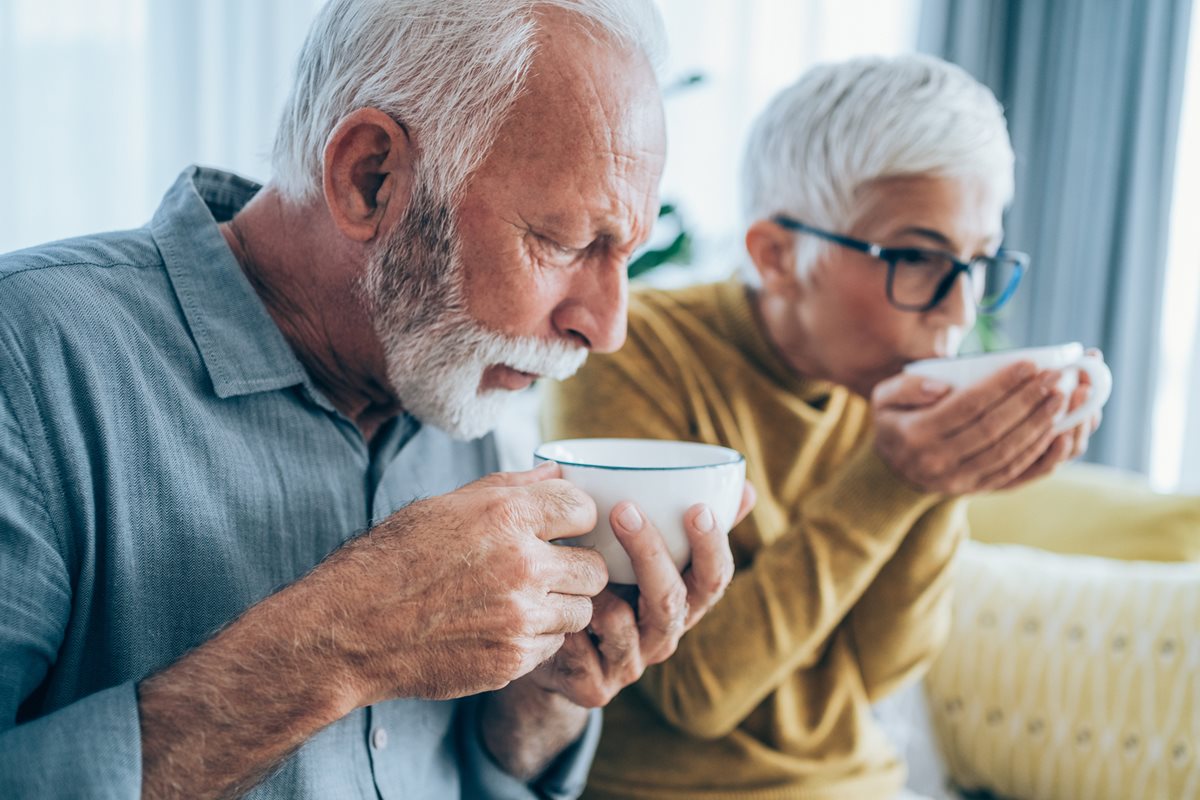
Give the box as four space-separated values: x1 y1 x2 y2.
771 215 1029 314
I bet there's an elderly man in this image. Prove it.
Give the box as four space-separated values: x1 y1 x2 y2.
546 54 1103 799
0 1 747 798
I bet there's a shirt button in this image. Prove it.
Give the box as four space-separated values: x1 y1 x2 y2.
371 727 388 750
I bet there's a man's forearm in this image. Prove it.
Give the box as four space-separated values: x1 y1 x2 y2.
480 677 590 781
138 580 356 799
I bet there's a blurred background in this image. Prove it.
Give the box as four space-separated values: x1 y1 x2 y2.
1 0 1197 490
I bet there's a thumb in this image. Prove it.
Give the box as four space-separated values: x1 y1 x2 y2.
873 371 952 410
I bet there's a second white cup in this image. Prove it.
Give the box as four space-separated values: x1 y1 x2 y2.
903 342 1112 433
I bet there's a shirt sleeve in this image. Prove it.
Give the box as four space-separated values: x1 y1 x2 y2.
0 683 143 799
0 335 144 798
456 696 602 800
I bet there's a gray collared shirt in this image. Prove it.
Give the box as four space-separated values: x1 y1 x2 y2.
0 167 598 799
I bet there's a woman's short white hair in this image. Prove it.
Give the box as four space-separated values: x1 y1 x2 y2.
740 54 1014 282
272 0 666 203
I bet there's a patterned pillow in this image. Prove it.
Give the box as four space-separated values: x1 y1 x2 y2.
926 541 1200 800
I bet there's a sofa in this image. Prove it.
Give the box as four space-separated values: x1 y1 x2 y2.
881 463 1200 800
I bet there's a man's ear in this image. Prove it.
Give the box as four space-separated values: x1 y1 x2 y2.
745 219 800 295
321 108 415 243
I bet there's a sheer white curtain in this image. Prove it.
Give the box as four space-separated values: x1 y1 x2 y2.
1 0 918 255
1149 3 1200 492
652 0 920 282
0 0 322 254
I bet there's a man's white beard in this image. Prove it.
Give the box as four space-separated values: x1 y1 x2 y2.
378 313 587 441
362 186 587 441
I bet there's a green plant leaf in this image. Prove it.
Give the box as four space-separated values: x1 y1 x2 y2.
627 229 691 279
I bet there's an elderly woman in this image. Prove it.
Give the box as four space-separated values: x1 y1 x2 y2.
544 54 1101 799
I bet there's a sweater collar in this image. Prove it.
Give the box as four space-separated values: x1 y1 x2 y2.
714 276 838 405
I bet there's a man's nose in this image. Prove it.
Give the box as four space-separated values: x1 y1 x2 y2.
552 259 628 354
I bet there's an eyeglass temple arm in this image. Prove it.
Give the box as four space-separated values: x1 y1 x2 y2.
770 216 883 258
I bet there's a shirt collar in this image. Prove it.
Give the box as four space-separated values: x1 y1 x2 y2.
151 166 310 400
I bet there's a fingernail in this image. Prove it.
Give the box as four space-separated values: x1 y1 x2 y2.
696 507 716 532
1041 371 1061 388
1017 362 1038 379
922 379 950 395
616 504 643 532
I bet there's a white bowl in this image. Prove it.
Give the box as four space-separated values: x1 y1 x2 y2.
534 438 746 584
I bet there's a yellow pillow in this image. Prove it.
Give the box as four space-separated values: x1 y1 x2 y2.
927 541 1200 800
966 463 1200 562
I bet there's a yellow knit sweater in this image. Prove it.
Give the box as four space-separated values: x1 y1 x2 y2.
543 278 966 800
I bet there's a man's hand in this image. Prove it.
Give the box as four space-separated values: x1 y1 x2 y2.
139 460 607 798
524 482 754 707
314 460 609 705
481 483 754 779
871 360 1099 495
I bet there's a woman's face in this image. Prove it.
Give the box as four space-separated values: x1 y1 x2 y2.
751 174 1008 397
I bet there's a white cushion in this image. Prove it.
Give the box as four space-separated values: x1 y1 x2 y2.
926 541 1200 800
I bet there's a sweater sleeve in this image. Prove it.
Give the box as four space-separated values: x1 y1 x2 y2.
847 498 967 703
544 325 944 741
634 442 939 739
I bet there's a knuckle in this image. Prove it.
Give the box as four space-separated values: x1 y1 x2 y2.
656 589 688 629
499 593 534 637
945 476 971 495
574 683 612 709
587 559 609 592
566 599 594 632
493 641 526 679
619 660 645 686
1023 377 1050 401
644 636 680 665
482 491 523 531
916 452 945 479
541 480 579 514
512 549 541 584
488 470 519 485
894 418 922 446
963 398 987 420
977 416 1005 441
703 573 728 599
994 440 1024 465
1001 458 1028 482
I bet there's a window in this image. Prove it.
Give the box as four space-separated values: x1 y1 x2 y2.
0 0 322 254
651 0 921 283
1149 3 1200 491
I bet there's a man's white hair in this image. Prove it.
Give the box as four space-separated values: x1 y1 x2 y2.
272 0 666 203
740 54 1014 282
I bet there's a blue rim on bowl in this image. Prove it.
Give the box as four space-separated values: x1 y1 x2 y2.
534 438 746 472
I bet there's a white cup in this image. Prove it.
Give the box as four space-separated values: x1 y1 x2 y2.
534 438 746 585
903 342 1112 433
